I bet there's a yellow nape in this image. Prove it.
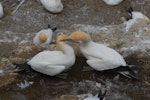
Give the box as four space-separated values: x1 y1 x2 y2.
70 31 91 41
57 34 69 44
39 32 47 43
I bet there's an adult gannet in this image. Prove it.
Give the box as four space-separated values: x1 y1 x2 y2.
33 24 57 47
103 0 124 6
62 31 139 80
124 7 149 31
40 0 63 13
126 7 149 20
0 2 4 18
14 34 76 76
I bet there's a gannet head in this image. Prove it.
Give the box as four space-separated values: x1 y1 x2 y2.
62 31 91 44
39 32 47 43
57 33 69 44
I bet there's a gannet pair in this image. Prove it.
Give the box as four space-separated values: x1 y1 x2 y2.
15 34 76 76
103 0 124 6
33 24 57 47
0 2 4 18
40 0 63 13
63 31 139 80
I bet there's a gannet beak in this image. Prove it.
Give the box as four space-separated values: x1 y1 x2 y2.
61 38 79 44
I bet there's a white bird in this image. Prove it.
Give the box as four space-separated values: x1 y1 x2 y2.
25 33 76 76
62 31 139 80
40 0 63 13
103 0 123 6
33 24 56 47
0 2 4 18
125 7 149 31
126 7 149 20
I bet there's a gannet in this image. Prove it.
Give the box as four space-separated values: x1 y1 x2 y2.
62 31 139 80
40 0 63 13
14 34 75 76
103 0 124 6
33 24 56 47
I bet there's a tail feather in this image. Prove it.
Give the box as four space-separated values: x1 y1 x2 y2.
12 63 35 73
118 66 140 81
98 90 107 100
103 66 141 80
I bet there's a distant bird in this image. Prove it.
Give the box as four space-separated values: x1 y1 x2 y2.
126 7 149 20
0 2 4 18
40 0 63 13
33 24 57 47
14 34 76 76
62 31 139 80
124 7 149 31
84 90 107 100
103 0 123 6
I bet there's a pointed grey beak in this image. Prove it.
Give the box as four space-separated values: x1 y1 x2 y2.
61 38 79 44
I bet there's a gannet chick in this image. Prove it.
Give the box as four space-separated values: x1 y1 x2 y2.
0 2 4 18
26 33 75 76
40 0 63 13
103 0 123 6
63 31 139 80
84 90 107 100
33 24 57 47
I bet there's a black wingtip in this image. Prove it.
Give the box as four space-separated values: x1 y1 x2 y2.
12 62 33 73
98 90 107 100
118 66 141 81
125 6 134 14
48 24 51 28
52 27 57 32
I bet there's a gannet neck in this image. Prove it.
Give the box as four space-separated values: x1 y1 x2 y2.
57 34 74 55
57 42 74 55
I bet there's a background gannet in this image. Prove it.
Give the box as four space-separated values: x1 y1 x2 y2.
0 2 4 18
124 7 149 31
40 0 63 13
103 0 124 6
33 24 57 47
126 7 149 20
63 31 139 80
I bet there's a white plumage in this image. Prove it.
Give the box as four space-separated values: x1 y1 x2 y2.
103 0 123 6
130 11 149 20
28 34 75 76
40 0 63 13
125 8 149 31
80 41 126 71
0 2 4 18
63 31 138 79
